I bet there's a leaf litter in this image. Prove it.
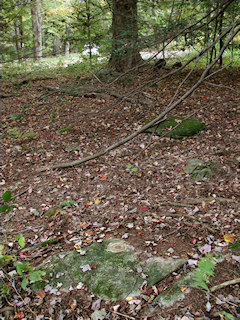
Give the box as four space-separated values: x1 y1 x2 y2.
1 68 240 319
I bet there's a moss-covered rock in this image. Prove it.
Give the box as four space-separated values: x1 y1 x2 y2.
145 116 205 138
154 272 194 307
38 239 186 301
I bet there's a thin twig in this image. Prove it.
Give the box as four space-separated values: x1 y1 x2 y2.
111 310 136 320
210 278 240 292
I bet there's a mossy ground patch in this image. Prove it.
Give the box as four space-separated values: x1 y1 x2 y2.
145 116 205 138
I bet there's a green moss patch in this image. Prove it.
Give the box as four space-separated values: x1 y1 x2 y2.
145 116 205 138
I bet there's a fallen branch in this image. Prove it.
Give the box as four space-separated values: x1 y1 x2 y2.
157 196 237 207
23 237 63 252
186 197 236 203
160 212 217 234
37 24 240 172
210 278 240 293
44 85 152 106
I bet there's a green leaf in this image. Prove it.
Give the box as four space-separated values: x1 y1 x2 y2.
0 204 11 213
132 167 138 173
1 283 10 295
2 190 12 202
126 164 132 169
15 262 33 276
0 245 4 256
29 270 45 282
23 131 36 139
58 126 71 134
185 159 203 174
10 113 22 121
224 312 235 320
0 254 15 266
16 234 26 249
229 239 240 251
21 278 29 290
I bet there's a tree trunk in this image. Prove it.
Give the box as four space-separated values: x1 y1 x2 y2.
31 0 42 60
219 11 224 66
14 0 24 61
54 37 61 56
109 0 142 72
65 22 70 58
14 23 21 61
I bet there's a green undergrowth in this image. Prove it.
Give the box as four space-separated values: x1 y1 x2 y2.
185 158 219 180
1 54 106 84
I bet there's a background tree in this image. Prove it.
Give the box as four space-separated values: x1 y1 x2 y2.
31 0 43 59
109 0 143 72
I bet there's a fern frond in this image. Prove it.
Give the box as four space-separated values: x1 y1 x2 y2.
193 253 217 291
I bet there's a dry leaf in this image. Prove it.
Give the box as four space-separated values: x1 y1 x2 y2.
14 313 25 319
37 289 46 299
224 234 236 243
94 198 101 205
126 296 133 302
69 298 77 310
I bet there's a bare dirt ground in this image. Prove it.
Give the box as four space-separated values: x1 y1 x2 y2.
1 67 240 319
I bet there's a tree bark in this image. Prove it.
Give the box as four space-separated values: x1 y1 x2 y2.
14 23 21 61
65 22 70 58
109 0 143 72
53 37 61 56
14 0 24 61
218 11 224 66
31 0 42 60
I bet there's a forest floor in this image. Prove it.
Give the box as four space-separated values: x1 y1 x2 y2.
1 66 240 320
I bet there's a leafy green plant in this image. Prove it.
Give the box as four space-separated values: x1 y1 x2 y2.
193 253 217 291
229 239 240 251
58 126 72 134
185 159 219 180
126 163 138 173
7 127 37 140
0 190 46 296
59 199 78 208
0 244 16 266
15 262 45 290
0 190 17 214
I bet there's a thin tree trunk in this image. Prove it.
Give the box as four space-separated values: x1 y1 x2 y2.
85 0 92 64
31 0 42 60
218 11 224 66
65 23 70 58
209 15 218 64
14 23 21 61
53 37 61 56
14 0 24 61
